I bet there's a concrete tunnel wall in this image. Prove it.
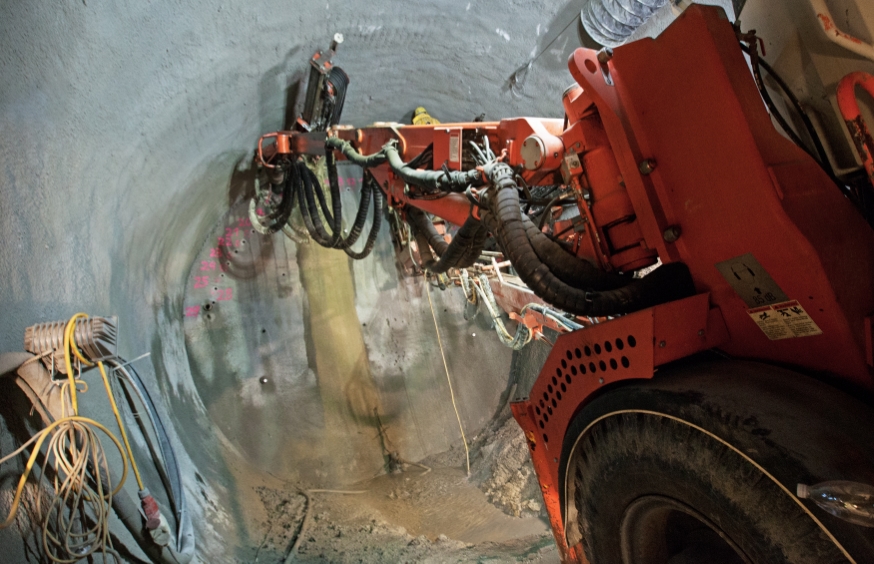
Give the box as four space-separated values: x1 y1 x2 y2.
0 1 593 561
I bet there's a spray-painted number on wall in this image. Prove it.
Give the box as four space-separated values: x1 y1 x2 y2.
216 236 241 248
211 287 233 301
184 305 201 318
200 261 216 271
193 276 210 289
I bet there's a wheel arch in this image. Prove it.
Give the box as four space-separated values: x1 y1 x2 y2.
558 357 874 561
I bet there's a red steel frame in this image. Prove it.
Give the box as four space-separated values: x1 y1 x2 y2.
260 6 874 562
837 71 874 183
512 7 874 562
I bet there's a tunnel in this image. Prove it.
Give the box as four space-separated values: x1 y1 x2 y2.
0 1 600 562
5 0 874 563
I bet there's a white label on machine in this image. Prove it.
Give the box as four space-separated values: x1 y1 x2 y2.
746 300 823 340
449 131 461 165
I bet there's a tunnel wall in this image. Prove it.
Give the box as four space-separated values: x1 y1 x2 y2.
0 1 588 561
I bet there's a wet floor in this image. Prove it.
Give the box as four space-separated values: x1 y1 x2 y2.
243 462 559 563
347 466 550 544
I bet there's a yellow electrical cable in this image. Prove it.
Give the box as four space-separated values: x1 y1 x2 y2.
0 415 128 530
0 313 138 561
62 313 90 414
64 312 144 490
426 279 471 476
97 360 143 490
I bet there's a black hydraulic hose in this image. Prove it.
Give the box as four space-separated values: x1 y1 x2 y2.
325 67 349 127
324 137 388 167
326 151 382 251
407 143 434 170
407 207 449 256
747 52 812 158
434 217 488 272
324 150 345 247
484 163 695 316
322 138 478 192
311 168 334 226
536 196 562 229
297 163 336 247
340 171 373 249
296 156 384 258
521 214 631 291
407 210 488 273
383 142 483 192
344 173 383 260
739 43 833 178
455 221 489 267
254 166 298 234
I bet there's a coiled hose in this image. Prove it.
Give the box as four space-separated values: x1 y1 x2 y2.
483 162 695 316
294 155 382 259
296 161 336 247
325 67 350 127
581 0 668 47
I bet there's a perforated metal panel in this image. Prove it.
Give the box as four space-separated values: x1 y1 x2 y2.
530 311 654 450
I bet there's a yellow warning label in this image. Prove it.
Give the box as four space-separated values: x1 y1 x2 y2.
747 300 823 340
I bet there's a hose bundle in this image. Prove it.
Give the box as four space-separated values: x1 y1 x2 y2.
383 142 483 193
407 209 488 273
293 153 383 260
481 162 695 316
288 135 485 263
312 139 693 317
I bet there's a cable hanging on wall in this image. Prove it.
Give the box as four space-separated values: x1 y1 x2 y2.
5 313 194 564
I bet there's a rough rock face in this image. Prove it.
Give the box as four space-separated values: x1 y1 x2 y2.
472 415 544 518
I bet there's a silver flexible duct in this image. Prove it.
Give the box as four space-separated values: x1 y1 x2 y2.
580 0 669 47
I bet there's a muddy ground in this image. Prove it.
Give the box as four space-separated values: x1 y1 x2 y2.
240 413 559 563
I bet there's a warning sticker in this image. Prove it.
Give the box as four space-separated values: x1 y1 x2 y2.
746 300 823 340
449 131 461 165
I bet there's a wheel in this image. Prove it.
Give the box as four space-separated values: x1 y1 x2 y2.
559 359 874 564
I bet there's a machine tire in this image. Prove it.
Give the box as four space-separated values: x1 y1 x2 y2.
559 359 874 564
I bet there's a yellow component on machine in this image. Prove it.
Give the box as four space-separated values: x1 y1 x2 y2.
412 106 440 125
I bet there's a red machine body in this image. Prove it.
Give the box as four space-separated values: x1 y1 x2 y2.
514 7 874 561
259 6 874 561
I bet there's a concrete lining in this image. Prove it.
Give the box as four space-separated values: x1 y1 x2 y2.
0 1 586 561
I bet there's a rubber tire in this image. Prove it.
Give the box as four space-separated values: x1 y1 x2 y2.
559 358 874 564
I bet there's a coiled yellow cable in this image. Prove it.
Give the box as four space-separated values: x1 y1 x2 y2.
0 312 146 561
64 313 144 490
0 415 127 529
